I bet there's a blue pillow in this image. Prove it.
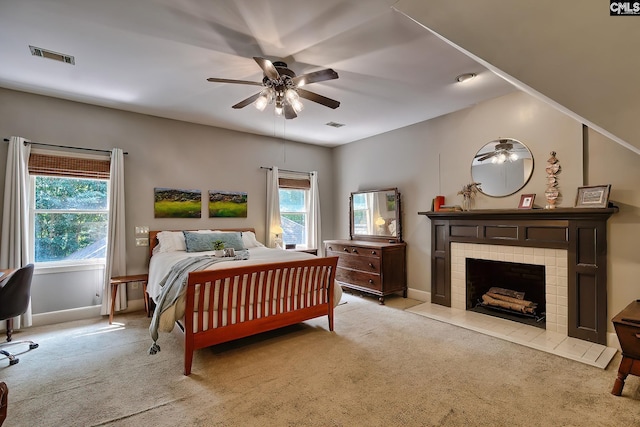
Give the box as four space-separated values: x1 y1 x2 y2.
183 231 246 252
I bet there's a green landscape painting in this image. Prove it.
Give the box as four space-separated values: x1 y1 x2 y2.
209 190 247 218
154 188 202 218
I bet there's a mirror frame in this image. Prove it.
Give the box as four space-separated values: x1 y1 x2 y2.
471 137 534 198
349 188 402 242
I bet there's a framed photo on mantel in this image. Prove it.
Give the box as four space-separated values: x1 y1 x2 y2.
518 194 535 209
575 185 611 208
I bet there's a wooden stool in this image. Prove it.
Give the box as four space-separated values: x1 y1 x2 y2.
109 274 149 324
611 300 640 396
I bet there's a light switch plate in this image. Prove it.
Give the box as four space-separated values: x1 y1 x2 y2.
135 226 150 235
135 237 149 247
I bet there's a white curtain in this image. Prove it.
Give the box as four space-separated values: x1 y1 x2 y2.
265 166 281 248
1 136 32 328
308 171 322 255
100 148 127 315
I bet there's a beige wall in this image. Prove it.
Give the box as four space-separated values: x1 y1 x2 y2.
2 86 639 333
587 128 640 319
0 88 334 313
333 90 640 332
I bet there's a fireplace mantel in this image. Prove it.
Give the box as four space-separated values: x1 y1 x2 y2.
418 207 618 345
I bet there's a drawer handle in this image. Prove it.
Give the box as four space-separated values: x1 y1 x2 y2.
368 279 374 284
352 248 358 253
327 246 332 251
371 251 376 255
368 263 374 268
343 248 349 252
636 333 640 339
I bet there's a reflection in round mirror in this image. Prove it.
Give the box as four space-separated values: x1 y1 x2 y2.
471 138 534 197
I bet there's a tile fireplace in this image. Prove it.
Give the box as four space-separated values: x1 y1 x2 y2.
419 208 618 345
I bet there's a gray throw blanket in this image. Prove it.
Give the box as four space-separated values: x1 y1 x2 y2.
148 250 250 354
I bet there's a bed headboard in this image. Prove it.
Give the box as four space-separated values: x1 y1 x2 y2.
149 228 256 258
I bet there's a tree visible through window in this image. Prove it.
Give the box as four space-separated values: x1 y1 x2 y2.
32 176 109 263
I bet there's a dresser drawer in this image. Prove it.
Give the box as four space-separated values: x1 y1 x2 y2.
336 267 381 291
336 254 380 273
325 243 381 257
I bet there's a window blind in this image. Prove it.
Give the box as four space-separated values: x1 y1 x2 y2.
28 153 110 179
278 171 311 189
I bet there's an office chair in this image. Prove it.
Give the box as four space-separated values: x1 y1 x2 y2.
0 264 38 366
0 381 7 426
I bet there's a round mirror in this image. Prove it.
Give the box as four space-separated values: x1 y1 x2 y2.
471 138 534 197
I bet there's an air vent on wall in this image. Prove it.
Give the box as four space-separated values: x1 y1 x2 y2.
325 122 345 128
29 45 75 65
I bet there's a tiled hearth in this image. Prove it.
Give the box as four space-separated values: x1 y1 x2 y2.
408 243 617 368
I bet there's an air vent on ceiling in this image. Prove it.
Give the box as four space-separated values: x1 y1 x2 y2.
29 45 75 65
325 122 345 128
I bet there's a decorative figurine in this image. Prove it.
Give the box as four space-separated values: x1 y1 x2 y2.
544 151 561 209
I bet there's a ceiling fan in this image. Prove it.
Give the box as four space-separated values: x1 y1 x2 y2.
207 57 340 119
475 139 518 163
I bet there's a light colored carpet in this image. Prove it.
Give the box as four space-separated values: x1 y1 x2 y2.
2 293 639 427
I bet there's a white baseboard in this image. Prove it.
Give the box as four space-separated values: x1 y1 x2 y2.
607 331 621 351
407 288 430 303
30 298 146 327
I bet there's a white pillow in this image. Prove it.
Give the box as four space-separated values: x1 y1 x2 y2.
241 231 265 248
155 231 187 253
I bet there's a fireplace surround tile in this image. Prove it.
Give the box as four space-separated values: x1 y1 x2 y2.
451 242 567 334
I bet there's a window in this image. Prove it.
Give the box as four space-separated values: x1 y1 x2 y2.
278 173 311 247
28 152 111 266
279 188 308 246
31 176 109 264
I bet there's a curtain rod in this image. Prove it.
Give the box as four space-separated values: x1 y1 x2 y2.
260 166 314 175
3 138 128 155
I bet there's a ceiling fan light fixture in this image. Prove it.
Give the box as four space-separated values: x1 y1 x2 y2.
285 88 299 103
455 73 477 83
292 99 304 113
255 94 269 111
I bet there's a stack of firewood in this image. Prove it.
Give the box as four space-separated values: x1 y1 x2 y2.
481 287 537 314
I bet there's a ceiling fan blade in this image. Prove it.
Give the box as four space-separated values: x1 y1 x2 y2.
292 68 339 86
476 152 496 162
283 103 298 119
232 92 261 109
207 77 263 86
297 88 340 109
253 57 280 80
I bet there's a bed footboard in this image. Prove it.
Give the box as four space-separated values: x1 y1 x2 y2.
183 256 338 375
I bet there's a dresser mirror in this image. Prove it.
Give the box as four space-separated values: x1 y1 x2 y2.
471 138 534 197
349 188 402 242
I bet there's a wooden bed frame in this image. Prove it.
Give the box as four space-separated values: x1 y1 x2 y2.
149 229 338 376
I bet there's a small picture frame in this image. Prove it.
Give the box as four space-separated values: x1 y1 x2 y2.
575 185 611 208
518 194 535 209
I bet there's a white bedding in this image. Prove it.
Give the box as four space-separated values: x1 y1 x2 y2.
148 247 342 334
148 246 334 300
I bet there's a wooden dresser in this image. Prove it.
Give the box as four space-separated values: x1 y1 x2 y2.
325 239 406 304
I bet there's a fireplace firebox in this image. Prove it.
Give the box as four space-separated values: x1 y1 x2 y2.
466 258 546 328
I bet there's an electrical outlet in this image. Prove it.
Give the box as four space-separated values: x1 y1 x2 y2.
135 237 149 247
131 282 139 289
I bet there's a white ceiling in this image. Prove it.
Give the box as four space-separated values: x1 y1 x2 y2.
0 0 518 147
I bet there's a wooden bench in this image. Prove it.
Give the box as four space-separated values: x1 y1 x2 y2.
109 274 149 324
